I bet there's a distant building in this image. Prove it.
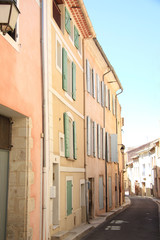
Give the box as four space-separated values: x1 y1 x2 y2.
126 139 160 198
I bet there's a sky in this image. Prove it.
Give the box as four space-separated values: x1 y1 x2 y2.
83 0 160 148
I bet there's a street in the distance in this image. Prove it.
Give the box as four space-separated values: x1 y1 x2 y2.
81 197 160 240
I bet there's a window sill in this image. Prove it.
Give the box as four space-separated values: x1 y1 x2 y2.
66 157 76 161
1 32 20 52
65 92 73 102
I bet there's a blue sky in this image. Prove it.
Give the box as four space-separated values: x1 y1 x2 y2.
83 0 160 147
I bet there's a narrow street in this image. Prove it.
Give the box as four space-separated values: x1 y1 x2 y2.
82 197 160 240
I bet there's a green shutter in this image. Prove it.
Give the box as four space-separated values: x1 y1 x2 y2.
67 180 72 215
73 121 77 159
72 62 76 100
65 7 71 34
64 112 70 158
62 48 67 91
74 26 79 49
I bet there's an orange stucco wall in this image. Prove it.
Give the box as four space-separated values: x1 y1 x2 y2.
0 1 42 239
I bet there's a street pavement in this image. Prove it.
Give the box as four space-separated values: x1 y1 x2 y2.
81 197 160 240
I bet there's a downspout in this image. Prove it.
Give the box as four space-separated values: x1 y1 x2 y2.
41 1 49 239
103 70 111 212
115 88 123 206
83 38 90 224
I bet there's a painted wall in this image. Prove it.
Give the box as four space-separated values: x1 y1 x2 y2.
0 0 42 239
49 1 85 235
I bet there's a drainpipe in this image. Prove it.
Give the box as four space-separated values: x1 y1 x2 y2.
41 1 49 239
115 88 123 206
103 70 111 212
83 39 90 224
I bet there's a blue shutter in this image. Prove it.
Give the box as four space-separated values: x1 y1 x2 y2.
62 48 67 91
72 62 76 100
99 176 104 209
74 26 79 49
65 7 71 34
73 121 77 159
64 113 70 158
67 180 72 215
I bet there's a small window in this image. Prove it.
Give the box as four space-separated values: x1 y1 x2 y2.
64 112 77 160
59 132 65 156
67 57 72 98
62 48 76 100
56 36 62 71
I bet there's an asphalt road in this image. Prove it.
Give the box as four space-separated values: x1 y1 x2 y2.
81 197 160 240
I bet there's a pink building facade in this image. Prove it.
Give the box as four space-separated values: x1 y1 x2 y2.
0 1 42 239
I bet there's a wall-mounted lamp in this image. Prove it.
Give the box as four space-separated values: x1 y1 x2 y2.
0 0 20 35
118 144 125 154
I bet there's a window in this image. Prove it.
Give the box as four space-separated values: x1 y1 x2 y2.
142 164 145 176
87 117 96 157
62 48 76 100
53 0 61 29
64 112 77 160
59 132 65 156
56 35 62 72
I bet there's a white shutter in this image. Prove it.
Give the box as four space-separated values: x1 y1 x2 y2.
86 59 90 93
97 124 100 158
108 89 111 110
90 119 93 156
96 74 99 103
112 95 115 115
101 81 104 107
99 80 101 105
92 69 95 98
105 85 108 108
106 132 110 162
93 121 97 157
87 116 90 156
111 134 118 162
102 128 105 160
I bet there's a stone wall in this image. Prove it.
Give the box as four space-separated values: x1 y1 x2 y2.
7 117 34 240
